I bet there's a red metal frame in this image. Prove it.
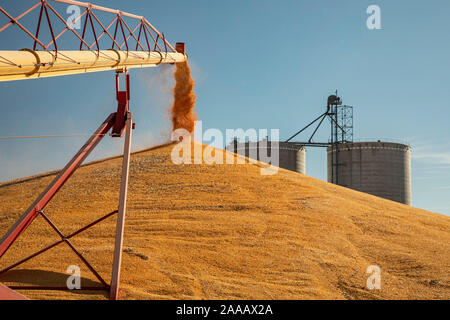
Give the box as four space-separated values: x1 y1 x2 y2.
110 111 133 300
0 114 115 258
0 71 133 299
0 0 185 300
0 283 29 300
112 71 130 137
0 0 179 54
0 210 118 291
175 42 186 55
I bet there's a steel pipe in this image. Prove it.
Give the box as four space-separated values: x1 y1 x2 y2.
0 49 186 81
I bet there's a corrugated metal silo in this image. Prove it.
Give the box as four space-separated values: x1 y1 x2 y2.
279 142 306 174
232 140 306 174
327 142 411 205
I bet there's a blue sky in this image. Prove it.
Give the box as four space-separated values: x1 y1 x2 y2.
0 0 449 215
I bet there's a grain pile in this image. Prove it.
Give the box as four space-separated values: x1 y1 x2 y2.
0 143 448 300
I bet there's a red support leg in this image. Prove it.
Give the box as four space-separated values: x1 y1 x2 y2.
0 73 134 299
109 112 133 300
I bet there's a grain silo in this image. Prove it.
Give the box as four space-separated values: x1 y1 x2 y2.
231 140 306 174
279 142 306 174
327 142 411 205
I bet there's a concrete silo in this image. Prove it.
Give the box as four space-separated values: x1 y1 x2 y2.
327 142 411 205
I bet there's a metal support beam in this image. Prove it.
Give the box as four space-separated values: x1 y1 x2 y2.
285 112 328 143
289 142 332 148
0 114 115 258
0 210 118 291
110 112 133 300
